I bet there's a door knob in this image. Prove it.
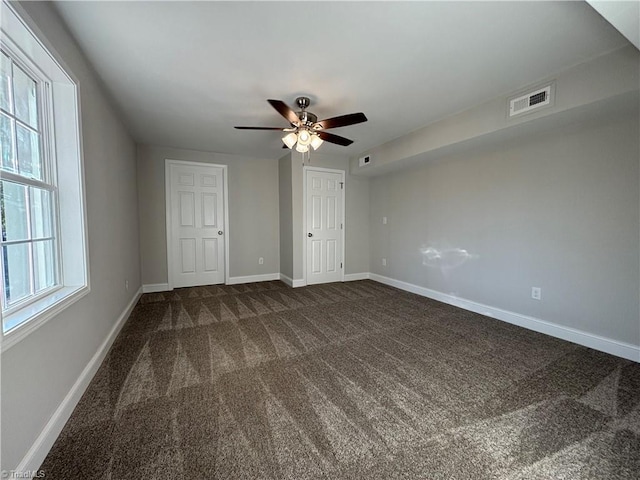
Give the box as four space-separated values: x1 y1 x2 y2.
218 230 223 235
308 233 313 237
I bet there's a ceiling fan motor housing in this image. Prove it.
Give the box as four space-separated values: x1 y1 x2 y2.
295 97 317 126
297 111 317 126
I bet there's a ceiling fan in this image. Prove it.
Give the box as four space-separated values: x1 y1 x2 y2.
235 97 367 152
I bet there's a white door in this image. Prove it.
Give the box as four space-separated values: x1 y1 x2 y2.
167 162 226 288
305 168 344 285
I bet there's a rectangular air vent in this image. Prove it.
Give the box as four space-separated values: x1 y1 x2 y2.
509 84 552 117
359 155 371 167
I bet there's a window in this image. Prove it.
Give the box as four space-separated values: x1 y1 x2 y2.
1 48 60 315
1 1 88 349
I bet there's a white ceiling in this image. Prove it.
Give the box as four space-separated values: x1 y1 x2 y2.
52 1 629 160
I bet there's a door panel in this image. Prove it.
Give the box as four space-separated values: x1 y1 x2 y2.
327 240 337 272
179 173 194 186
180 238 196 273
202 193 217 227
305 169 343 285
179 192 195 226
201 174 217 187
311 240 321 274
202 238 218 272
169 163 225 287
312 196 322 229
327 196 337 229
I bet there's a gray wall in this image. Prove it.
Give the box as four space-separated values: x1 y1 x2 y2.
278 153 293 278
369 108 639 345
345 172 370 275
136 145 280 284
352 46 640 177
1 1 140 470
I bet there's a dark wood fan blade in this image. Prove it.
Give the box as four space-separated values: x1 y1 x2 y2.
267 99 300 125
234 126 286 130
317 130 353 146
316 112 367 130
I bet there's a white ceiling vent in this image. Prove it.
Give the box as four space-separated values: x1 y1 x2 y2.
509 84 553 117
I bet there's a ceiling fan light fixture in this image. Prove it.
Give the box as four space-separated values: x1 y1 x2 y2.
296 142 309 153
283 132 297 149
310 134 323 150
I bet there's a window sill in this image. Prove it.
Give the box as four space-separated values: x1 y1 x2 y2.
1 284 90 352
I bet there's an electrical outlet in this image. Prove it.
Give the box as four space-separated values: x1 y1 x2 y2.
125 280 129 291
258 257 264 265
531 287 541 300
382 258 387 266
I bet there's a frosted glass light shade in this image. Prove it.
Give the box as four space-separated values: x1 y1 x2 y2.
297 129 312 146
283 132 297 149
310 135 323 150
296 143 309 153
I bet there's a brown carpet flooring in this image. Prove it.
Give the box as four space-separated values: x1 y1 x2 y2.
40 280 640 479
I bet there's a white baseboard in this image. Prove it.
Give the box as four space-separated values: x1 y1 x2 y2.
284 272 370 285
370 273 640 363
279 274 306 288
227 273 280 285
344 272 371 282
142 283 170 293
16 287 143 473
145 273 369 290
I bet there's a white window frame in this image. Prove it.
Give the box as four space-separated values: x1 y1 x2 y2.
0 1 89 351
1 43 63 317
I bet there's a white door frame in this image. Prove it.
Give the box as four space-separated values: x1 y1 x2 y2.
165 159 230 289
302 166 346 285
